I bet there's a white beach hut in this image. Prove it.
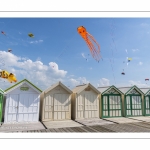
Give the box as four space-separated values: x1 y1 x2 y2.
4 79 42 123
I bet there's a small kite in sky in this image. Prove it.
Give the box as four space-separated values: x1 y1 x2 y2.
77 26 101 62
128 57 132 62
8 49 12 52
28 33 34 37
145 78 149 84
121 69 125 75
1 31 6 36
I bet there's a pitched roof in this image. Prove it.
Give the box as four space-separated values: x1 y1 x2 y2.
44 81 72 94
98 85 124 95
72 83 100 94
97 86 110 93
118 85 144 95
4 79 42 94
140 87 150 95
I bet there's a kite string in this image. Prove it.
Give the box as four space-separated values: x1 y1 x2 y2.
57 35 75 58
109 58 116 85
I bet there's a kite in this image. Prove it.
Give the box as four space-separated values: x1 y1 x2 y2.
121 69 125 75
8 49 12 52
145 78 149 84
0 70 17 83
28 33 34 37
77 26 101 62
128 58 132 62
0 70 9 79
1 31 6 36
7 73 17 83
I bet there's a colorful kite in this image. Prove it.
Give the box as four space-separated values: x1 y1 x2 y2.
0 70 17 83
0 70 9 79
77 26 101 62
28 33 34 37
128 57 132 62
7 73 17 83
1 31 6 36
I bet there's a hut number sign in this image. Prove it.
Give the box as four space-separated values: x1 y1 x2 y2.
20 87 29 91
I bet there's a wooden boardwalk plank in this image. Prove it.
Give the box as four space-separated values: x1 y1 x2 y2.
66 127 76 132
101 123 150 132
81 126 97 132
61 128 71 132
90 125 116 132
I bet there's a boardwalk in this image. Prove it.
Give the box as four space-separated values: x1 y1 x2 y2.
1 117 150 133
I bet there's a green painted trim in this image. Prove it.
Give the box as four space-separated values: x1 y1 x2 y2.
144 90 150 96
101 95 122 118
0 94 3 122
144 96 150 116
125 95 143 117
102 85 124 95
5 79 42 92
125 85 144 95
0 88 4 94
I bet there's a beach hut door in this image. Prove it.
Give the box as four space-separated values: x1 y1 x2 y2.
84 94 98 118
54 94 70 120
7 94 19 122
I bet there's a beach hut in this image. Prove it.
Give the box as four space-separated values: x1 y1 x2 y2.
118 85 144 117
4 79 42 123
140 87 150 116
40 81 72 121
0 88 4 122
71 83 100 120
98 85 124 118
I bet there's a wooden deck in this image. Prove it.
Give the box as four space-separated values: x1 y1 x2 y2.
103 117 142 124
0 121 46 132
1 118 150 132
75 118 115 126
42 120 83 129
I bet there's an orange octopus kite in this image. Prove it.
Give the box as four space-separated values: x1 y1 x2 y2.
77 26 101 62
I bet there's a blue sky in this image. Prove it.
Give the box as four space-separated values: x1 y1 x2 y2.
0 18 150 90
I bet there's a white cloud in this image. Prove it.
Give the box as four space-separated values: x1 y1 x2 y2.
98 78 110 87
30 40 43 44
139 62 143 65
0 51 67 90
128 80 148 87
69 77 89 87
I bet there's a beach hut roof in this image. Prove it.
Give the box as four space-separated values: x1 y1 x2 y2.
44 81 72 94
98 85 124 95
72 83 100 94
4 79 42 94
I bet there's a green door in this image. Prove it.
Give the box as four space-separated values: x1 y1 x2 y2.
102 94 122 118
125 95 142 117
145 96 150 116
0 94 3 122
